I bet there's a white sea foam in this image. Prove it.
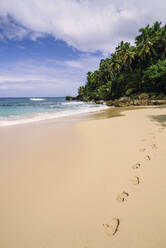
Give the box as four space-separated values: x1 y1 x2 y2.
30 98 45 101
0 105 108 127
61 101 84 105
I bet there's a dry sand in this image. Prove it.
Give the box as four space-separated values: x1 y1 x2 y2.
0 107 166 248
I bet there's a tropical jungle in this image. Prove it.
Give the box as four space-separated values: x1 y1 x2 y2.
76 22 166 105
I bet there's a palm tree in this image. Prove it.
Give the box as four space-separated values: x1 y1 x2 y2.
154 24 166 59
116 41 136 71
136 24 158 59
137 40 154 57
110 53 122 72
99 58 113 82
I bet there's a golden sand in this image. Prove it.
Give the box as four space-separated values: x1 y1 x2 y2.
0 107 166 248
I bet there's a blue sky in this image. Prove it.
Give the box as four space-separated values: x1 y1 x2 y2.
0 0 166 97
0 35 102 97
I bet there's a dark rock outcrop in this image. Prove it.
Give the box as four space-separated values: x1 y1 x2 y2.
65 96 78 101
106 97 166 107
95 100 105 104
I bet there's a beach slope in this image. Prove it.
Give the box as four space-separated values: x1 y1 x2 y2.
0 107 166 248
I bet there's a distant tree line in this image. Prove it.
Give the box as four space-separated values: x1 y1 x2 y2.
77 22 166 101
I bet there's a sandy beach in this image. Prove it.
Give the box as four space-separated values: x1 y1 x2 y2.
0 106 166 248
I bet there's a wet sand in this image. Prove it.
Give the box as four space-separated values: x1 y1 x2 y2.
0 107 166 248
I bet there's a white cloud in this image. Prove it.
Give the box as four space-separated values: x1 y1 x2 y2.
65 60 83 69
0 54 102 96
0 0 166 96
0 0 166 53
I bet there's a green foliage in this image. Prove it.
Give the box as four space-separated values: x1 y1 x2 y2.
95 81 112 100
77 22 166 101
126 88 136 96
144 59 166 79
143 59 166 92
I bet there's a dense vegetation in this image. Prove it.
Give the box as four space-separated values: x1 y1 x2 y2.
77 22 166 102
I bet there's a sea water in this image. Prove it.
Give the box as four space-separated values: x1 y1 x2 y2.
0 97 108 126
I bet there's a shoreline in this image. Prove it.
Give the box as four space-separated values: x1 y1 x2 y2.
1 95 165 127
0 106 166 247
0 103 108 127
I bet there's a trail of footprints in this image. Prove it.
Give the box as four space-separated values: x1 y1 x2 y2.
102 135 158 237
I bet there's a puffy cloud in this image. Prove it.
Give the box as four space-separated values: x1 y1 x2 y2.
0 0 166 96
0 0 166 53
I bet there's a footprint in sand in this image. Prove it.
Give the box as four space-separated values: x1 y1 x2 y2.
139 148 146 152
149 133 156 139
144 155 151 161
131 176 140 185
140 138 146 142
103 218 120 236
132 162 141 169
151 144 158 150
116 191 129 203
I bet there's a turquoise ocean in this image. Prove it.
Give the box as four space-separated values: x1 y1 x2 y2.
0 97 108 126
